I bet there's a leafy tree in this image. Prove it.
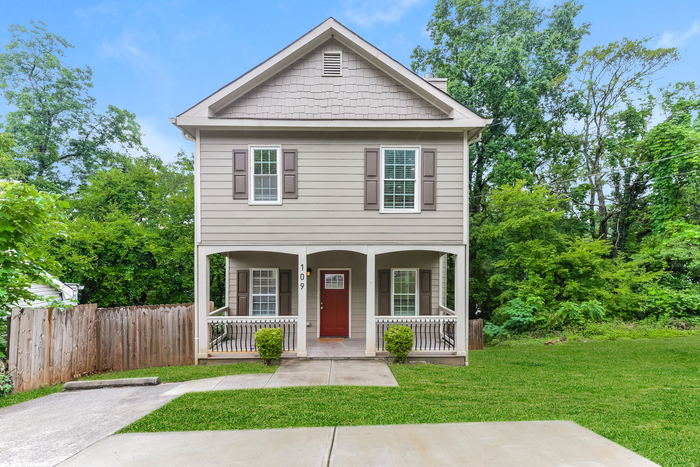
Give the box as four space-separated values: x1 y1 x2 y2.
49 152 226 308
642 85 700 231
0 21 145 193
0 180 68 315
571 38 679 240
473 182 657 321
412 0 590 212
0 133 19 178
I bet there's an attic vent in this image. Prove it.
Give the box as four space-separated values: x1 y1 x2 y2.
322 51 342 76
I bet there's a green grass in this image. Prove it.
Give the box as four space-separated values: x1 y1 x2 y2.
0 362 274 410
79 362 276 383
121 336 700 467
0 384 63 410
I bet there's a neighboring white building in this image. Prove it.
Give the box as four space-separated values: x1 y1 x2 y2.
18 275 82 308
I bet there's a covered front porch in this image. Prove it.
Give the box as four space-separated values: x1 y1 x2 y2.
195 245 467 364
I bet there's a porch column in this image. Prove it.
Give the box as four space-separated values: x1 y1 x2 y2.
365 246 376 356
195 246 210 362
297 246 307 357
455 245 468 358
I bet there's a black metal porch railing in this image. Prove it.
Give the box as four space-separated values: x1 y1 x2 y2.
376 317 457 352
208 318 297 352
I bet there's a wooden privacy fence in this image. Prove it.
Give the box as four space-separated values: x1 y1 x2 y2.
7 303 194 393
469 318 484 350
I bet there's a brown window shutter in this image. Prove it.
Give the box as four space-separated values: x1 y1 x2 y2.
419 269 432 315
236 270 249 316
279 269 292 315
365 148 380 210
378 269 391 315
232 149 248 199
282 149 298 199
421 148 437 211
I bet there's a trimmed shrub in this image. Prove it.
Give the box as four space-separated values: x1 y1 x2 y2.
384 325 414 363
255 328 283 365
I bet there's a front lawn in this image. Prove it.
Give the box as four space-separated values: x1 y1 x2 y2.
79 362 275 383
121 336 700 467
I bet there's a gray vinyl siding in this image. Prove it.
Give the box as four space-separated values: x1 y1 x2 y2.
375 251 440 316
215 39 446 120
226 252 299 317
18 283 63 307
200 130 464 244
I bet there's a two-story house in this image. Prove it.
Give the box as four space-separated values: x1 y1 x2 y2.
171 18 490 365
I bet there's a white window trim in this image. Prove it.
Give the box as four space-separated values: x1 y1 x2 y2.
322 51 343 77
248 145 283 205
390 268 419 317
379 146 422 213
249 268 280 317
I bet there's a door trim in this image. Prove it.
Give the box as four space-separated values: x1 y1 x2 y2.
316 268 352 338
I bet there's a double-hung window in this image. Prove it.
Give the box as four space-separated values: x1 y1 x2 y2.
392 269 418 316
381 147 420 212
250 147 282 204
251 269 277 316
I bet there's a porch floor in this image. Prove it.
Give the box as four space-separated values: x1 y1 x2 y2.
306 337 366 358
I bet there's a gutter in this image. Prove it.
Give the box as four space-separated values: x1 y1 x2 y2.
170 118 195 142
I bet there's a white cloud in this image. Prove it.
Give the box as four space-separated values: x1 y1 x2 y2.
341 0 427 27
137 117 192 163
658 20 700 48
99 30 146 60
98 29 171 90
74 4 119 19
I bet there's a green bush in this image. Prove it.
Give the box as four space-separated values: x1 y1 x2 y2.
493 295 543 332
0 373 11 397
255 328 283 365
483 321 509 342
384 325 414 363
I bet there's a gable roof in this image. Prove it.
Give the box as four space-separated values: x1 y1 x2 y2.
173 18 491 134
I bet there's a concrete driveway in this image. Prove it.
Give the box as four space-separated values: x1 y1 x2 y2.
57 421 659 467
0 384 178 467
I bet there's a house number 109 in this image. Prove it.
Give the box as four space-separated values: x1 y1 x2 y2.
300 264 305 289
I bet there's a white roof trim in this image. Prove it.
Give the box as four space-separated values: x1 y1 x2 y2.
44 273 78 300
175 116 488 132
176 17 490 126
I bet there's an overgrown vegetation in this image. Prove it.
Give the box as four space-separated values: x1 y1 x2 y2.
120 336 700 466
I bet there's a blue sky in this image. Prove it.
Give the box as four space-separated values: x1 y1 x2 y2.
2 0 699 162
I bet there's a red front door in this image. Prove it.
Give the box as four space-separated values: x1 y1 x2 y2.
320 270 350 337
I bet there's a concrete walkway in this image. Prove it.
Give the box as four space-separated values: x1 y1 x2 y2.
58 421 659 467
162 360 398 396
